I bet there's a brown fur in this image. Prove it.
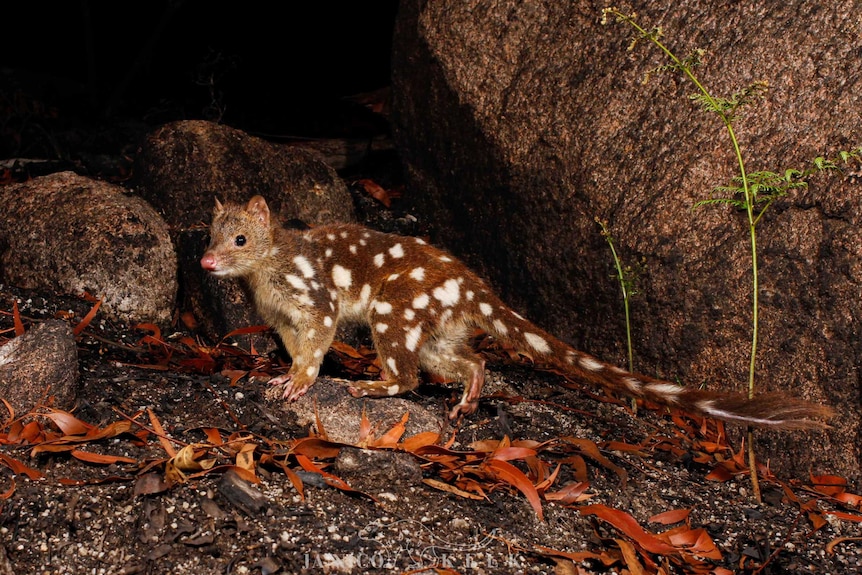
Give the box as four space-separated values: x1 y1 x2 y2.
201 196 833 428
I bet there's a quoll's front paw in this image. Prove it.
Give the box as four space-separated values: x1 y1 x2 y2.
263 373 292 401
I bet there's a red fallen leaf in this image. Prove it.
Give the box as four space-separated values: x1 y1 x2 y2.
824 510 862 523
134 322 163 344
71 450 137 465
203 428 224 445
220 324 270 341
399 431 440 452
833 492 862 508
532 544 619 567
356 178 393 207
808 511 828 531
221 370 248 387
561 437 628 488
489 446 539 462
615 537 647 575
148 408 176 457
649 508 691 525
295 453 357 494
544 481 591 504
0 452 44 479
12 300 25 336
826 536 862 554
485 459 544 521
72 298 102 336
579 504 678 555
290 437 343 460
660 525 722 559
41 409 92 436
369 412 409 448
179 311 198 330
705 464 734 482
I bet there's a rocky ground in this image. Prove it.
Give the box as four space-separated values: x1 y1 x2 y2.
1 250 861 575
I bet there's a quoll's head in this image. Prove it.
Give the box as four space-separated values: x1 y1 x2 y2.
200 195 276 278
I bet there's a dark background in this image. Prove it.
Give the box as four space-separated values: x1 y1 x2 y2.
1 1 400 162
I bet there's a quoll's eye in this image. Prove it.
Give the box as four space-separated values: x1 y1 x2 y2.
234 235 247 247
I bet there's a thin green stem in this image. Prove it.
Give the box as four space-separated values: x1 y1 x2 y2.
596 219 634 373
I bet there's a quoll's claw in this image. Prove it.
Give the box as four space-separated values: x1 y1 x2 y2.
268 374 293 386
347 386 368 398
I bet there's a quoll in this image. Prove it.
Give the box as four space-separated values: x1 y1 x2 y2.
201 195 833 428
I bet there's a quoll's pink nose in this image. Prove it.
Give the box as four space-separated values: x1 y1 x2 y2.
200 253 218 271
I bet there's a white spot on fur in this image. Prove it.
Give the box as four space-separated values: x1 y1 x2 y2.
293 256 315 278
373 253 385 267
579 356 604 372
332 265 352 288
326 233 336 241
414 238 426 245
387 273 400 281
511 310 525 320
313 348 324 359
294 293 314 306
389 243 404 258
306 366 316 377
325 248 333 258
466 290 474 301
386 357 399 376
307 328 317 340
359 284 371 305
340 231 349 239
413 293 430 309
324 316 333 327
285 274 308 292
493 319 508 335
374 301 393 315
359 239 367 246
433 279 460 307
479 302 493 316
624 377 642 392
349 244 357 254
376 323 389 333
439 256 452 262
405 325 422 351
387 384 400 396
524 332 550 354
646 383 683 403
404 309 415 320
409 267 425 281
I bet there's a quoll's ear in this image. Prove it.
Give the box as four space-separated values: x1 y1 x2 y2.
214 197 224 214
246 195 271 227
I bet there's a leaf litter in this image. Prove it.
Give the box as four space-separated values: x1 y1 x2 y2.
1 289 861 574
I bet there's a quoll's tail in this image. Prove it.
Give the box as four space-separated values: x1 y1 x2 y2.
477 304 833 430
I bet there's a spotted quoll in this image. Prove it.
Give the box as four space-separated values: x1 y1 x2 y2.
201 195 832 428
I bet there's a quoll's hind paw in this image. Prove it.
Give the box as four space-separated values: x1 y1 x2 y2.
448 398 479 420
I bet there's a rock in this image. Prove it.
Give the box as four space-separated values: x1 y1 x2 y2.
0 172 177 325
333 447 423 493
0 319 78 413
391 0 861 482
276 378 445 446
131 119 356 231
